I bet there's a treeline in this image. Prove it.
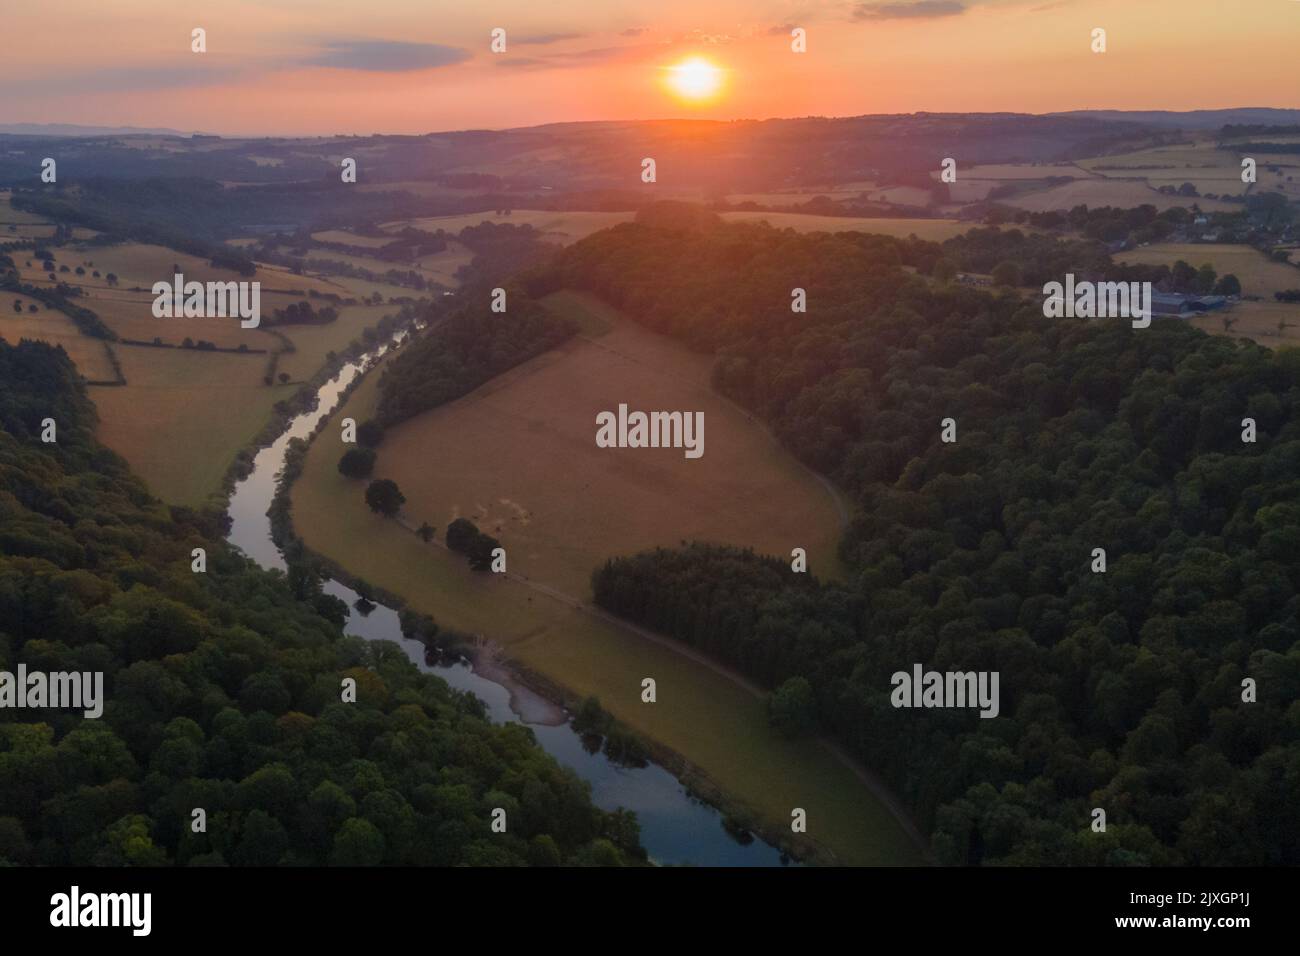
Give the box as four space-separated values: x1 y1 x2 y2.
12 185 257 275
0 251 116 340
0 339 643 866
266 300 339 327
374 290 576 426
545 211 1300 866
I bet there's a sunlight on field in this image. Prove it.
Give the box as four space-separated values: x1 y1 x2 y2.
291 343 917 865
90 347 292 505
1117 243 1300 298
719 211 969 240
374 290 845 596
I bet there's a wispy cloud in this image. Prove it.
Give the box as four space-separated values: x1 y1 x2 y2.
620 28 647 37
305 39 472 72
493 43 661 71
514 32 585 45
852 1 966 20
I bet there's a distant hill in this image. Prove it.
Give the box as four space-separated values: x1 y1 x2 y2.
1051 108 1300 129
0 122 197 137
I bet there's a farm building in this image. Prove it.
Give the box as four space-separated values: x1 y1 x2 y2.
1152 293 1229 317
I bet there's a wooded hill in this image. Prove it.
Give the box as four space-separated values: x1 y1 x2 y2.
534 207 1300 865
0 340 642 866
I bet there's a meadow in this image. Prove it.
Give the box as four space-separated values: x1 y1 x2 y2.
717 211 969 240
90 345 293 505
1116 242 1300 298
369 290 844 596
292 343 925 868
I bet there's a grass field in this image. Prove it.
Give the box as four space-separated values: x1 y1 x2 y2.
384 210 635 246
290 332 917 864
1003 177 1239 213
309 229 398 249
276 303 395 381
1116 243 1300 298
304 242 473 288
366 290 845 597
90 346 293 505
718 211 969 240
1189 300 1300 348
0 300 118 380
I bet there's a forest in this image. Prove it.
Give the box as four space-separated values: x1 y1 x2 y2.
537 209 1299 865
0 340 642 866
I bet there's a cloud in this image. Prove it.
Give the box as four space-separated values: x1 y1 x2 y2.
493 43 659 71
514 32 585 45
305 39 472 72
768 24 798 35
852 1 966 20
620 28 647 37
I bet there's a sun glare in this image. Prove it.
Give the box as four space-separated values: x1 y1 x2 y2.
665 56 725 102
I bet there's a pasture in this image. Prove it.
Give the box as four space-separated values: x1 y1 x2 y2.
290 330 917 865
718 211 969 240
0 301 118 380
384 210 635 246
1003 177 1238 213
90 345 292 505
1116 243 1300 299
368 289 845 597
276 303 395 381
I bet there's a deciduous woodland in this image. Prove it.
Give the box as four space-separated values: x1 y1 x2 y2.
521 208 1300 865
0 340 642 866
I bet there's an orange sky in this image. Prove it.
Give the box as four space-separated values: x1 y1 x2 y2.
2 0 1297 135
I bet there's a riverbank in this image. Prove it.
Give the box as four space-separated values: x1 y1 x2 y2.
283 347 927 866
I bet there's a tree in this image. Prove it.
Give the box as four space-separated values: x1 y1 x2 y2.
330 818 385 866
445 517 479 552
932 258 958 283
357 419 384 448
278 371 290 384
1214 273 1242 296
105 273 118 286
767 676 817 737
417 522 435 542
337 447 377 479
991 261 1021 287
365 478 405 517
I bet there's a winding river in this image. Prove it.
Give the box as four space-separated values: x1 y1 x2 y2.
224 329 790 866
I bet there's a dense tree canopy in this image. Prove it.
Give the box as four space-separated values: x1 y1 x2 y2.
559 216 1300 866
0 340 642 866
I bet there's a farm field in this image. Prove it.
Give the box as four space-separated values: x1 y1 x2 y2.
718 211 970 240
369 289 845 597
1003 177 1238 213
90 345 293 505
1190 300 1300 348
276 303 395 381
384 210 635 245
1116 243 1300 298
0 299 118 380
310 229 397 249
304 242 473 288
290 333 917 866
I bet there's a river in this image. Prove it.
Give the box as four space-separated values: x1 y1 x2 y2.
224 328 791 867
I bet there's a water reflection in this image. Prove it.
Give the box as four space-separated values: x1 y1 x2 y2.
225 331 790 867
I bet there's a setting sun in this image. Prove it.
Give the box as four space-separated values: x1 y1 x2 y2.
665 56 725 102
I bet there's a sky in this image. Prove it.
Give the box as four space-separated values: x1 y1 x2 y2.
3 0 1298 135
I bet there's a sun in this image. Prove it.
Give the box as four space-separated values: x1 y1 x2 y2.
664 56 725 102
